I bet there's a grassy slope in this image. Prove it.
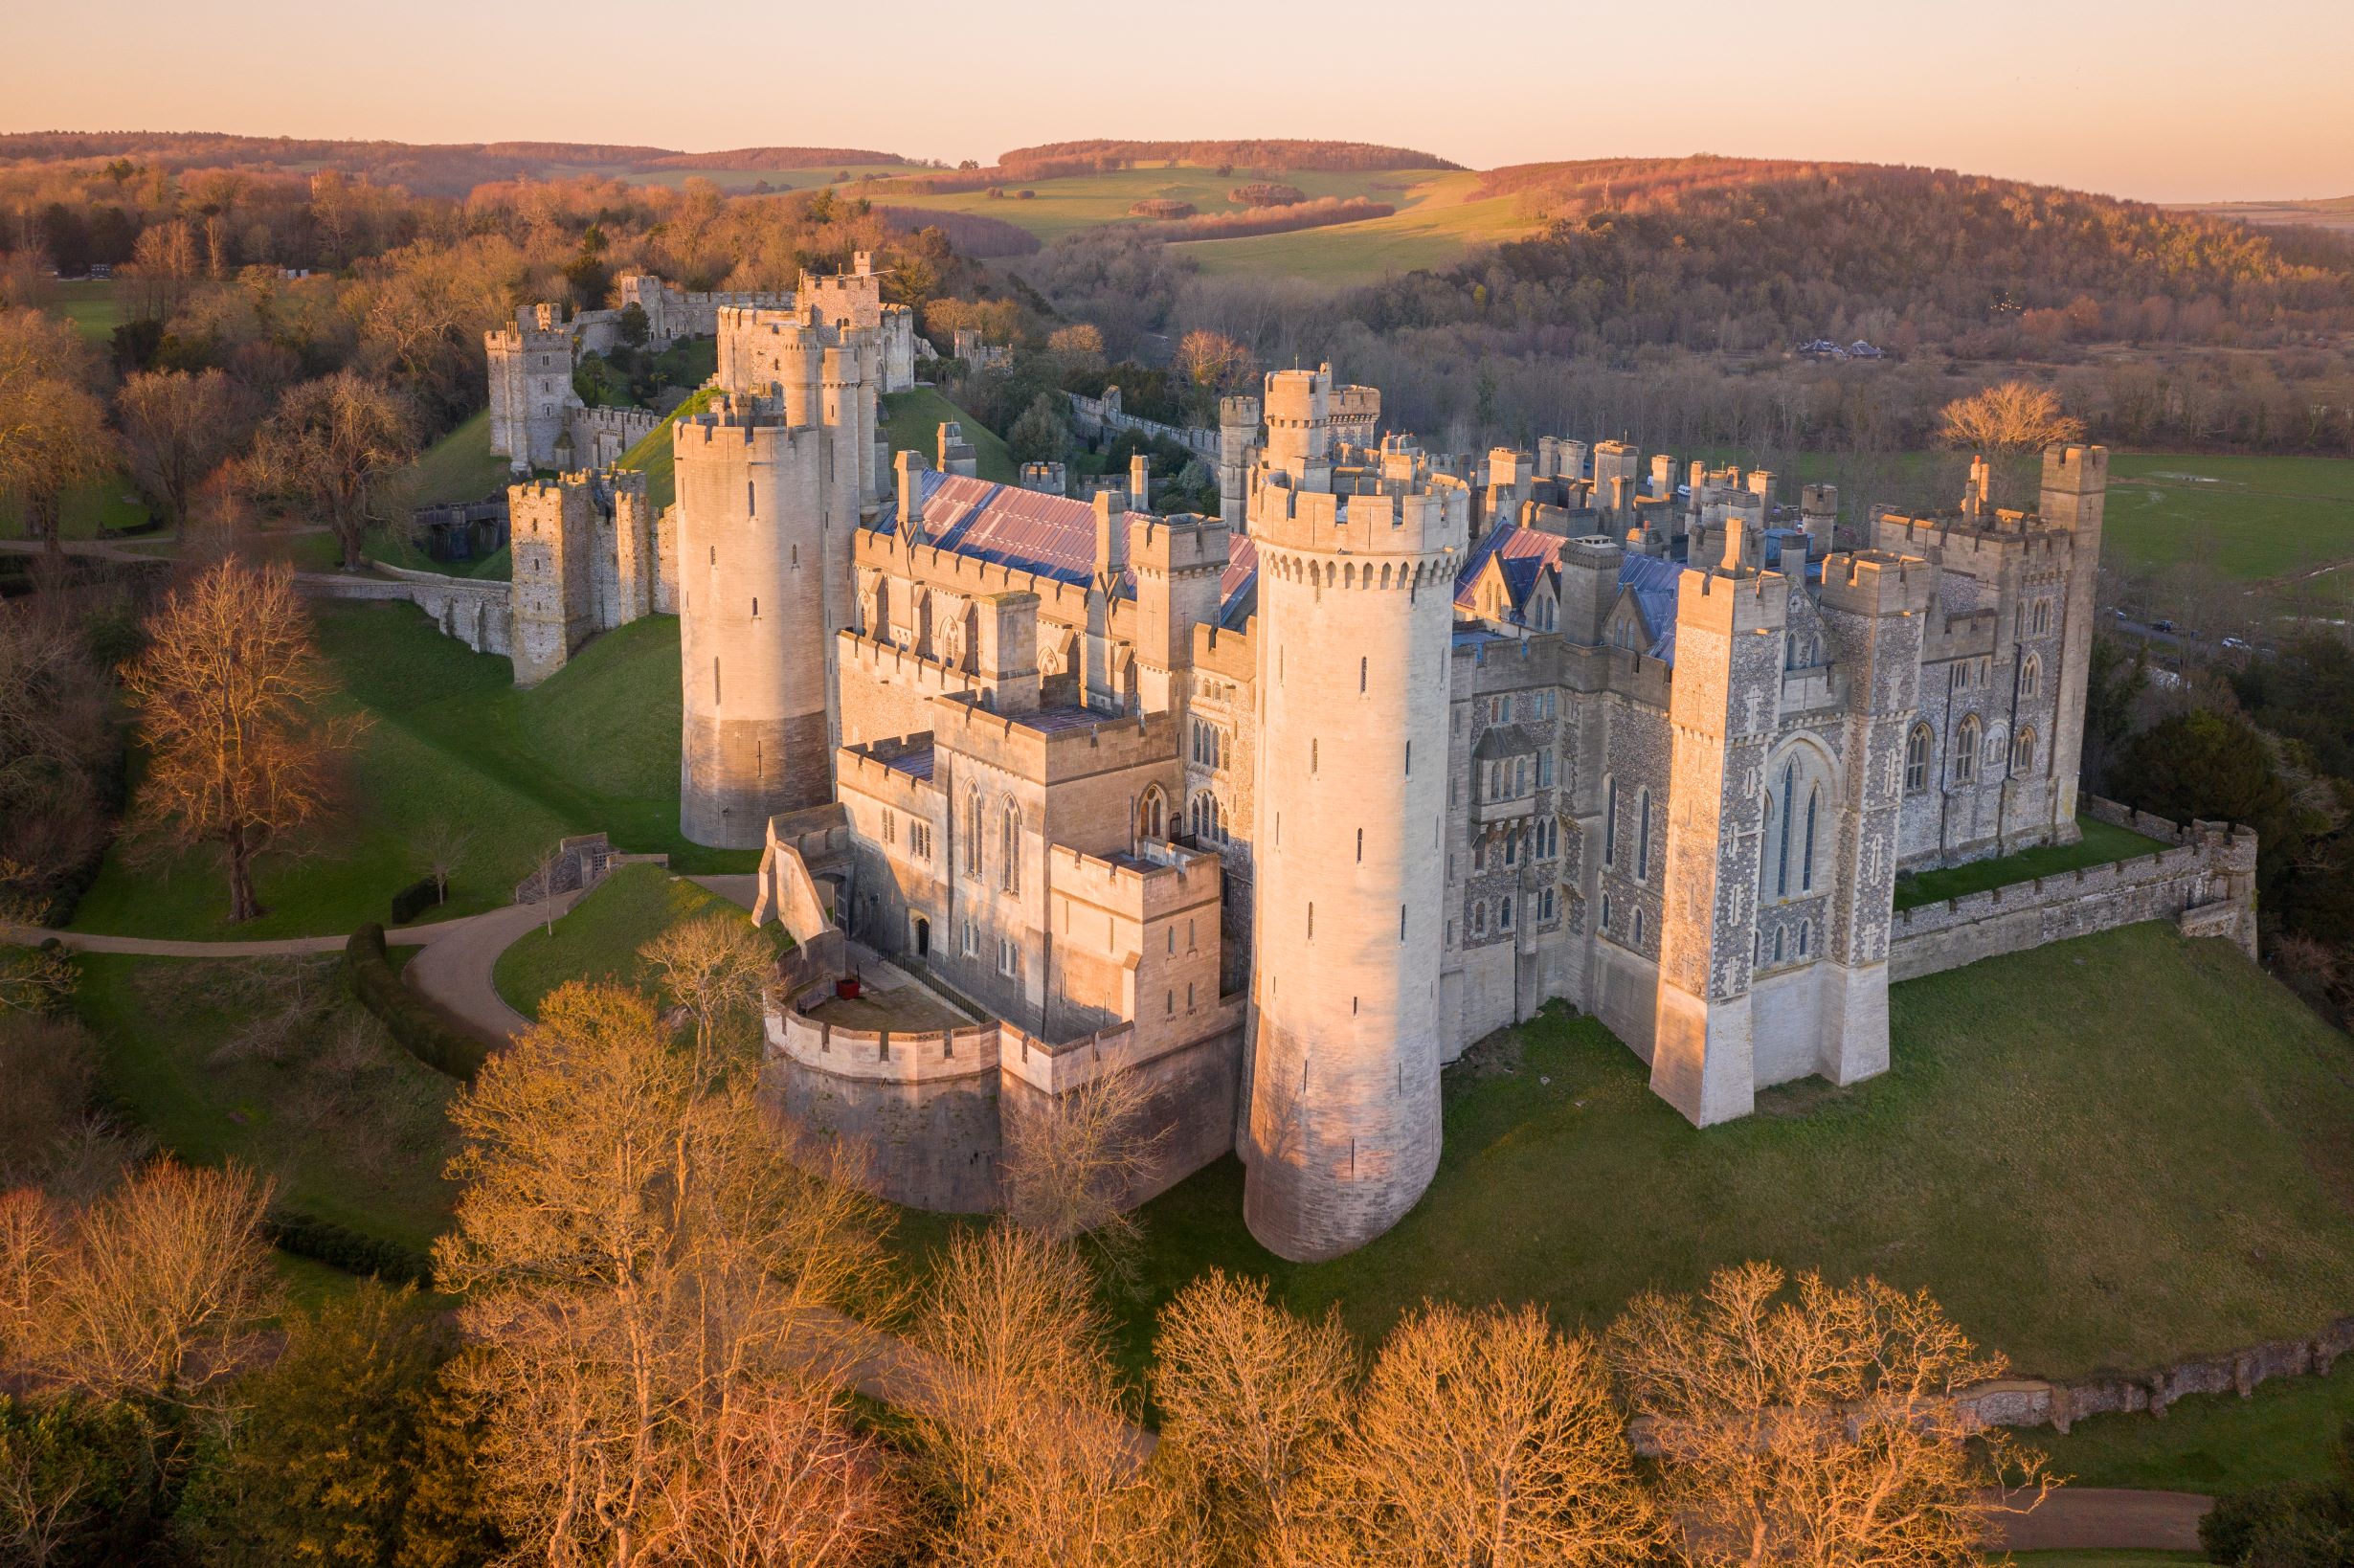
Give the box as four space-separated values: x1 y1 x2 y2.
1180 176 1543 282
495 862 754 1019
72 600 740 940
881 389 1016 482
1895 817 2168 910
619 384 724 512
2103 453 2354 581
876 164 1461 245
74 952 460 1252
1104 923 2354 1384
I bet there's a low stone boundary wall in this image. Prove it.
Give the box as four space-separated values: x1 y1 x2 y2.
1888 813 2256 981
1962 1315 2354 1435
296 564 512 658
1065 389 1220 459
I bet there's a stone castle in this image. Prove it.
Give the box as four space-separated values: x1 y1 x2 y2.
485 257 917 474
459 289 2251 1262
470 259 916 686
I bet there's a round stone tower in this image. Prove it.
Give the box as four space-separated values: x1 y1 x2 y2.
1240 430 1463 1262
675 395 833 848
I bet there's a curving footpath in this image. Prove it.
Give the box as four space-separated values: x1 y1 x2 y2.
4 888 582 1045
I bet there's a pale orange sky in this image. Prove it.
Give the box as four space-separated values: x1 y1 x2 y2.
2 0 2348 203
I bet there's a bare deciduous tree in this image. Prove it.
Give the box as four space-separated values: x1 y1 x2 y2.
0 1158 276 1404
120 559 356 923
434 981 893 1567
114 368 251 535
908 1222 1202 1568
638 912 773 1080
413 818 471 907
1606 1261 2051 1568
999 1064 1162 1256
643 1387 913 1568
0 375 113 553
248 370 415 571
1150 1268 1354 1559
1289 1300 1661 1568
1937 382 2088 505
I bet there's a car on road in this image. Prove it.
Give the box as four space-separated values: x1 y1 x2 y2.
2151 618 2176 634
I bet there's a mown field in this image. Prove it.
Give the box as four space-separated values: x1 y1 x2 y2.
70 601 738 942
1097 923 2354 1386
2102 451 2354 582
866 163 1539 279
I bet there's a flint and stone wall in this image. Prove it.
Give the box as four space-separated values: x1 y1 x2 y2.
765 1007 1244 1213
1887 805 2257 981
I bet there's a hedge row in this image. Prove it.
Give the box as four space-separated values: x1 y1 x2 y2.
390 877 440 926
264 1207 434 1288
344 923 485 1081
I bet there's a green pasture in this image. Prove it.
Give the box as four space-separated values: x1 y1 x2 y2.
1095 923 2354 1386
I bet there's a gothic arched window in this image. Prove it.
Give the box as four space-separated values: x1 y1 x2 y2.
1905 724 1933 795
2020 653 2042 701
2011 727 2037 776
1955 714 1982 785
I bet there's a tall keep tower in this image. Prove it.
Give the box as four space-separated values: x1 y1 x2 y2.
674 395 835 848
1649 537 1786 1125
1241 371 1465 1262
2039 444 2108 824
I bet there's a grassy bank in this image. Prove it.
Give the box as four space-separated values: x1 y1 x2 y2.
73 952 460 1254
496 863 764 1019
71 600 739 941
2041 1355 2354 1492
882 388 1016 483
1103 923 2354 1384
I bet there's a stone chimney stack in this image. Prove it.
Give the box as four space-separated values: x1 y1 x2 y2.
894 449 930 546
1130 453 1152 512
1093 489 1130 580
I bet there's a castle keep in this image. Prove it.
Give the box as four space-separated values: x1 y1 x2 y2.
642 357 2244 1264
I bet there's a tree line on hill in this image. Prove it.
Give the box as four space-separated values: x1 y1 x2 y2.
0 134 913 197
1016 161 2354 461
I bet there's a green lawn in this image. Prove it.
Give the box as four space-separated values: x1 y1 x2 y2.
73 952 460 1254
71 600 746 941
50 279 126 343
496 862 764 1019
1894 817 2169 910
882 389 1016 483
2041 1353 2354 1492
0 473 151 542
1099 923 2354 1386
2103 453 2354 583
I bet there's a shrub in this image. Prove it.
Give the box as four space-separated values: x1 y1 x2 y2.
1129 198 1196 220
264 1207 434 1286
2204 1482 2352 1565
1228 182 1307 206
390 877 441 926
344 923 484 1080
